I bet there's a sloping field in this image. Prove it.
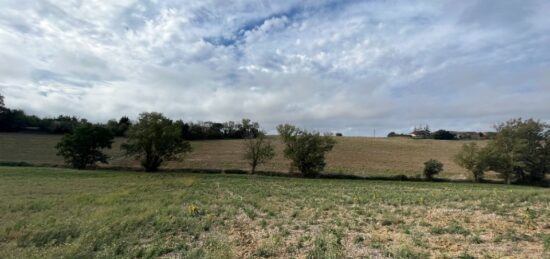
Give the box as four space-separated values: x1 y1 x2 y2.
0 133 487 179
0 167 548 258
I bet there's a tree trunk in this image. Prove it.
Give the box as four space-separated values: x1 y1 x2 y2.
251 162 257 175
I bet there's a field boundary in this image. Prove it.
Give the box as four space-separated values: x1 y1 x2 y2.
2 160 547 187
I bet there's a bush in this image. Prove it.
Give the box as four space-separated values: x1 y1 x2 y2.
423 159 443 180
432 130 456 140
122 112 192 172
335 133 343 137
55 123 114 169
277 124 335 177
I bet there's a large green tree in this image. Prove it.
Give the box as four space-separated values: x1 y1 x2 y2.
56 123 114 169
122 112 191 172
277 124 335 177
460 118 550 185
485 118 550 184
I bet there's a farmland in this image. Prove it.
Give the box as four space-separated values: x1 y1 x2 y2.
0 166 548 258
0 133 488 180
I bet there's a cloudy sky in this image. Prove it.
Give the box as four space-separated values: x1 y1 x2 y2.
1 0 549 135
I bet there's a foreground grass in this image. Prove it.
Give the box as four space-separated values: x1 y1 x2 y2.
0 133 486 179
1 167 548 258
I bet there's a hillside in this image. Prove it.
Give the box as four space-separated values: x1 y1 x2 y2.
0 133 488 179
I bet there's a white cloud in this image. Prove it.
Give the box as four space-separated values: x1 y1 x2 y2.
0 0 549 135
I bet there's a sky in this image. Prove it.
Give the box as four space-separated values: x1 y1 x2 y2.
0 0 549 136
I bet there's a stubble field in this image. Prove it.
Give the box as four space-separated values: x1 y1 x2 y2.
0 167 549 258
0 133 488 179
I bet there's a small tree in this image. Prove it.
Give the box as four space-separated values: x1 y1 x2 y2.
277 124 336 177
243 133 275 174
122 112 191 172
56 123 114 169
454 143 487 182
423 159 443 181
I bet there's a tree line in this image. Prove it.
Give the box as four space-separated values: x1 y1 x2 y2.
2 93 548 185
0 93 259 139
56 112 336 177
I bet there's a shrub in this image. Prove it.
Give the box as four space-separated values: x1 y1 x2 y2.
243 133 275 174
423 159 443 180
277 124 335 177
55 123 114 169
432 130 456 140
335 133 343 137
122 112 191 172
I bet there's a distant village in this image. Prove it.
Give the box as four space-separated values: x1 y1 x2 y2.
387 126 496 140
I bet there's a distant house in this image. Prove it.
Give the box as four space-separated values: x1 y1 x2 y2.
410 130 431 139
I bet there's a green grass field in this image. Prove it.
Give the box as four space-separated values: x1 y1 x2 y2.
0 167 548 258
0 133 488 180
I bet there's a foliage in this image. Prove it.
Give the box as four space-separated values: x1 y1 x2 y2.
423 159 443 180
0 99 258 140
0 107 85 134
481 118 550 184
55 123 114 169
277 124 336 177
122 112 191 172
106 116 132 136
387 132 412 138
177 118 261 140
454 143 488 182
432 130 456 140
243 132 275 174
0 92 4 108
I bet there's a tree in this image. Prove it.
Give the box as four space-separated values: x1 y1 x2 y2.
0 92 4 108
454 143 487 182
55 123 114 169
482 118 549 184
122 112 191 172
243 133 275 174
106 116 132 136
423 159 443 181
432 130 456 140
277 124 336 177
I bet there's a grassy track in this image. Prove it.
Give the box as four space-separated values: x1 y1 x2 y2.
0 167 548 258
0 133 487 179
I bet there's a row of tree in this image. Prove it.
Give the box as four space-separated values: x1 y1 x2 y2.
56 112 336 177
0 93 259 139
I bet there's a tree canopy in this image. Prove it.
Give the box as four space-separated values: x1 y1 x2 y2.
277 124 336 177
56 123 114 169
122 112 192 172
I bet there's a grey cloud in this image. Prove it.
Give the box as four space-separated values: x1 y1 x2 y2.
0 0 549 136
